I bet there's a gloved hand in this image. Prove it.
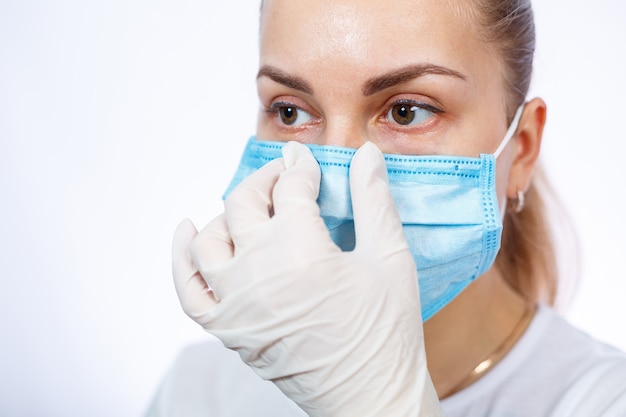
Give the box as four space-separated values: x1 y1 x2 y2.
172 141 445 417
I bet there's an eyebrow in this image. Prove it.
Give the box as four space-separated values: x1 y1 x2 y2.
257 63 466 97
257 65 314 95
362 64 467 96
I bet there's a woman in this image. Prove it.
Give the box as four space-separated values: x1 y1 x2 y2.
147 0 626 415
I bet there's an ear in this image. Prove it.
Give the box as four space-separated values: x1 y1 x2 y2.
507 97 547 198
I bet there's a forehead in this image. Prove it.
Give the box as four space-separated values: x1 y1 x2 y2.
259 0 489 78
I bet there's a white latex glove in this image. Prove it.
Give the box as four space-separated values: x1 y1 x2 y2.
173 141 445 417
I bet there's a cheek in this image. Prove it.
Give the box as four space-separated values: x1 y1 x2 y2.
495 151 514 218
256 111 274 141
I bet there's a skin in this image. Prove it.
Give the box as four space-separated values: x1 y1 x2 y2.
257 0 547 398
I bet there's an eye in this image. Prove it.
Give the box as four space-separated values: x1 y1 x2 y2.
386 101 436 126
272 103 313 126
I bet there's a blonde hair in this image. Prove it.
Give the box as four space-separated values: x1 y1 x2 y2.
468 0 577 306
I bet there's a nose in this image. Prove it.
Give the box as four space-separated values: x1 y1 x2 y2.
317 115 367 149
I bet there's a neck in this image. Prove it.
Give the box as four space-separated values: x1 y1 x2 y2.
423 267 532 399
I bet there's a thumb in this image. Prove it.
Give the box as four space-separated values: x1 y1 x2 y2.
349 142 408 253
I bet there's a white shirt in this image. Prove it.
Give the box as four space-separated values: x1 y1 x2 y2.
145 306 626 416
441 305 626 416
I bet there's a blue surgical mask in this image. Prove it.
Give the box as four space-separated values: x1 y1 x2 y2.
224 107 523 321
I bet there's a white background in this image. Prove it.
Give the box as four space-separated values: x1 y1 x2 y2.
1 1 625 416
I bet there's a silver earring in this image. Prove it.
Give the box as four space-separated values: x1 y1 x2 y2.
509 189 525 214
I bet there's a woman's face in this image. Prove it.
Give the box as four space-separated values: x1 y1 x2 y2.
257 0 512 160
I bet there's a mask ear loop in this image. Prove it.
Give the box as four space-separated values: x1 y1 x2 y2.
493 104 525 159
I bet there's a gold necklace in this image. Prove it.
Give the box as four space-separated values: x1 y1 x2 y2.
443 303 536 398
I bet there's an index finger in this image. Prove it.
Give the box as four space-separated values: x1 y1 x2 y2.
224 158 285 246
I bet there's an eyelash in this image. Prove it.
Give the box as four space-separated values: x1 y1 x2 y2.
266 101 302 116
263 101 317 130
389 99 442 116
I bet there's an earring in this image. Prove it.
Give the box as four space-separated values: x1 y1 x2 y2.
509 189 525 214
